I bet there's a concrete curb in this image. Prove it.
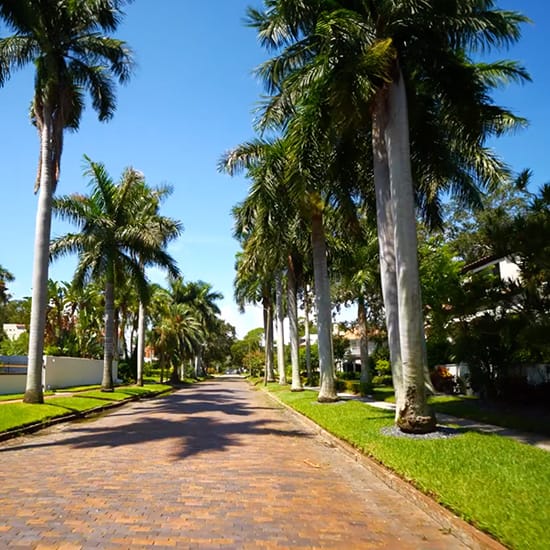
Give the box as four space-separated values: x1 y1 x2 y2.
261 387 505 550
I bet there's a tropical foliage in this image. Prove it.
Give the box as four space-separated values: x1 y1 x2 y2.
224 0 529 432
51 158 181 390
0 0 133 402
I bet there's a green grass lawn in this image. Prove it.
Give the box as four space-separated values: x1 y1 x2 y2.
0 390 55 402
264 385 550 550
0 383 172 433
348 384 550 437
429 395 550 437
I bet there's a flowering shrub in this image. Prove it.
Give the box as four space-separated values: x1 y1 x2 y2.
430 365 455 394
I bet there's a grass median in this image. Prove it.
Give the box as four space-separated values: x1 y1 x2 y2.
263 383 550 550
0 383 173 434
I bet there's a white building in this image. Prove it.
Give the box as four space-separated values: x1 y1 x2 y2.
2 323 27 341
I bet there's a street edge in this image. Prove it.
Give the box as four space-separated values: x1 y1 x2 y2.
261 386 505 550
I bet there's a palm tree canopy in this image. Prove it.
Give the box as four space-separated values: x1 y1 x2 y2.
50 156 181 304
249 0 530 219
0 0 133 188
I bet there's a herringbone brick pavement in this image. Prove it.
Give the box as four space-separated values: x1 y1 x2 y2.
0 377 467 549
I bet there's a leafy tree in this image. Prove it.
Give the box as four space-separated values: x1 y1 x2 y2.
0 265 14 306
2 296 32 326
0 0 133 403
202 319 236 373
0 331 29 356
447 182 550 399
417 228 464 367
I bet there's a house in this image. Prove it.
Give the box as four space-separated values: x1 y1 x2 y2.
2 323 27 341
334 327 377 374
462 255 521 283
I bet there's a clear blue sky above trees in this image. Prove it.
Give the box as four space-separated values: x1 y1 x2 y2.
0 0 547 337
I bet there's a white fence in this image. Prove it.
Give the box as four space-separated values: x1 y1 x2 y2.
0 356 118 395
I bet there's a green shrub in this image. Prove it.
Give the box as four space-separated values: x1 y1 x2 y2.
335 379 362 394
117 359 136 383
337 371 359 380
375 359 391 376
372 374 393 386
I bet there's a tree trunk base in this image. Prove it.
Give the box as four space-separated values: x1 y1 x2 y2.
290 386 304 392
396 407 437 434
101 387 114 393
317 394 338 403
23 389 44 404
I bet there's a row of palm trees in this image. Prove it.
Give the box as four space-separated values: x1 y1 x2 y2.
1 157 227 390
46 159 225 392
0 0 134 402
223 1 529 433
0 1 228 400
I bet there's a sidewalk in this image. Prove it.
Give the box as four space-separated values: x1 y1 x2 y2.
0 377 475 548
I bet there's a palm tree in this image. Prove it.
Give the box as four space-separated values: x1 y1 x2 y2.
248 0 528 432
132 183 181 386
149 283 202 384
0 0 133 403
50 157 179 391
173 280 223 377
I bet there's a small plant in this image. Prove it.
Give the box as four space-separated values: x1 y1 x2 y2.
372 374 393 386
430 365 455 394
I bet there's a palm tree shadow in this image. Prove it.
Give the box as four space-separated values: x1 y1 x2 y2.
1 384 312 460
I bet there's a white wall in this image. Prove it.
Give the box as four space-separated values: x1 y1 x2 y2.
0 374 27 394
0 356 119 394
499 258 521 283
44 356 118 389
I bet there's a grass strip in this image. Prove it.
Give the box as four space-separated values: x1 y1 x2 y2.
265 385 550 550
429 395 550 437
0 383 172 433
344 383 550 437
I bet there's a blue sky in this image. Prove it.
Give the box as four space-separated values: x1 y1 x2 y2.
0 1 548 338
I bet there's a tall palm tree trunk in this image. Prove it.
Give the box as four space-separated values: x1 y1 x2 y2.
136 301 145 386
194 352 201 378
263 296 275 383
287 256 302 391
357 296 370 388
102 277 115 391
311 209 336 402
372 97 403 405
384 69 436 433
24 112 55 404
275 275 287 384
304 294 312 385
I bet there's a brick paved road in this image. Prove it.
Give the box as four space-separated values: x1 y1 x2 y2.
0 378 467 549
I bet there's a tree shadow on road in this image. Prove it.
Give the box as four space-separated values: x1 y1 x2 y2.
0 381 312 461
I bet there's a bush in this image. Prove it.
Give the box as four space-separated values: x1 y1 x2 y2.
337 371 359 380
430 365 455 394
117 359 136 383
372 374 393 387
335 379 362 394
375 359 391 376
